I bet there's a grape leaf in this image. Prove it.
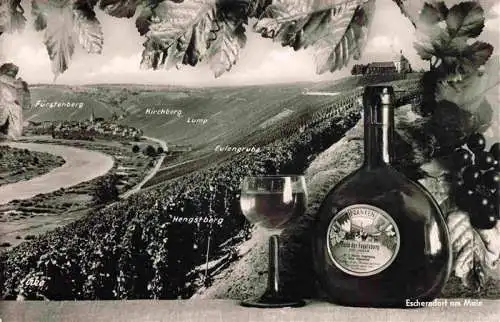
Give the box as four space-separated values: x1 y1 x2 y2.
419 1 448 27
254 4 334 47
254 0 376 74
412 1 493 79
160 30 192 70
446 1 485 38
481 54 500 93
447 211 500 288
40 1 103 77
413 2 452 63
436 55 499 113
392 0 495 28
314 2 375 74
217 0 253 22
44 7 76 77
206 20 246 78
75 0 100 9
247 0 273 18
0 0 26 35
99 0 141 18
414 26 459 62
459 41 494 73
135 4 154 35
141 0 249 77
182 7 215 67
475 98 493 133
10 0 26 32
0 2 10 35
413 40 434 60
73 8 103 54
430 40 493 79
46 0 73 8
109 1 161 35
140 0 217 69
31 0 49 31
392 0 429 27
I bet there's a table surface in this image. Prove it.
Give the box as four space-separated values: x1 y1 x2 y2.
1 299 499 322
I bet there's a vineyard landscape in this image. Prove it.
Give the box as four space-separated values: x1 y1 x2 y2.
0 73 422 300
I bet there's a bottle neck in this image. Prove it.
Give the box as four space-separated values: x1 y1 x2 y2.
362 88 395 169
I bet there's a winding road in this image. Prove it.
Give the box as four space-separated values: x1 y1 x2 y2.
120 135 169 198
0 142 114 205
120 153 165 199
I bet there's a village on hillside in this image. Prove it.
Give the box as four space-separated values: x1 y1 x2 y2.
25 110 143 141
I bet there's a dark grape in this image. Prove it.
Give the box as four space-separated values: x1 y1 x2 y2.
475 151 498 170
490 142 500 161
470 212 497 230
455 188 476 211
466 133 486 152
453 177 466 189
452 148 474 169
482 170 500 190
473 194 491 213
449 170 464 187
484 202 500 220
491 190 500 219
471 192 499 229
462 165 482 188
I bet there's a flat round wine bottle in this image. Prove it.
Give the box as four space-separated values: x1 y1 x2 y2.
313 86 452 308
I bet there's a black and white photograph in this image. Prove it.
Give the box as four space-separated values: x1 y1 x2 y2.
0 0 499 321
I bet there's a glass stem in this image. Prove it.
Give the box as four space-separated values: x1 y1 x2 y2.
267 235 280 296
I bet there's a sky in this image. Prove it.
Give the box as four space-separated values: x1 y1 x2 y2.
0 0 499 86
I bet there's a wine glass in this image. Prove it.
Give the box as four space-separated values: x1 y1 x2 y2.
239 175 308 308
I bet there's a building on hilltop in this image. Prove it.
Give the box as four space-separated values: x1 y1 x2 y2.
393 50 411 73
365 62 397 74
351 64 366 75
351 50 412 76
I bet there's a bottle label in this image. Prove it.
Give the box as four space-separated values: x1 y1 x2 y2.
326 204 400 276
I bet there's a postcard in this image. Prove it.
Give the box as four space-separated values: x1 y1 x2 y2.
1 0 499 321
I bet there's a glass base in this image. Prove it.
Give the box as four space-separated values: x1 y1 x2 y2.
240 293 306 308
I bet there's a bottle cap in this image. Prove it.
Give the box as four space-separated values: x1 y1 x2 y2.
363 85 394 126
381 87 391 105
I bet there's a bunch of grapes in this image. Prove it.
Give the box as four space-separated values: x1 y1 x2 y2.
451 133 499 230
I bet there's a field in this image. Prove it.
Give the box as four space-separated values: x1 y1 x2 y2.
0 145 65 186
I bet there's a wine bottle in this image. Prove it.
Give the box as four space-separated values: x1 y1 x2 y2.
312 86 452 308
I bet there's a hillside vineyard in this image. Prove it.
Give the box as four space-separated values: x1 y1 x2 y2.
1 79 424 301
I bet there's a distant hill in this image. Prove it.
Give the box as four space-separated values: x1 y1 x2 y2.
24 83 337 150
24 87 125 122
24 76 414 155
